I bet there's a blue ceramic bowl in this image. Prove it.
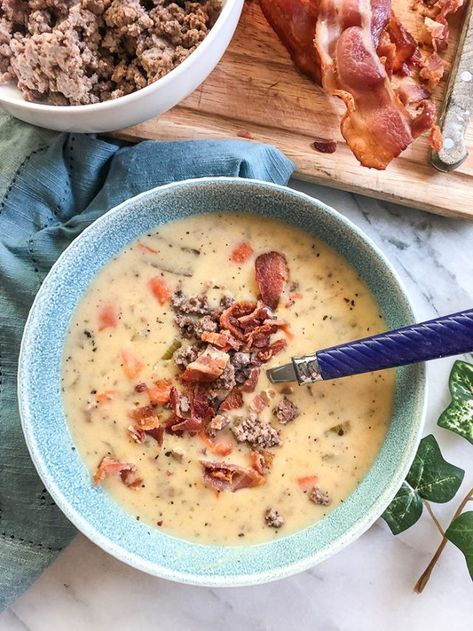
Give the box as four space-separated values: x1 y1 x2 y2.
18 178 426 586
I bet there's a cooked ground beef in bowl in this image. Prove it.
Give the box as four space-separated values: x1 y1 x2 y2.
0 0 221 105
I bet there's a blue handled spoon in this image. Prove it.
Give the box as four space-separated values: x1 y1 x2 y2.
266 309 473 384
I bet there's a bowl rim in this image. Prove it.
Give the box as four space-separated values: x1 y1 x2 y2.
0 0 241 113
18 177 427 586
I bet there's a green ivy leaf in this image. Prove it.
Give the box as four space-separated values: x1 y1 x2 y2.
446 511 473 579
382 482 423 534
438 361 473 444
406 434 464 503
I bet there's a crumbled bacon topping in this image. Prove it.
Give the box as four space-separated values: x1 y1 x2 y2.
250 449 274 474
93 456 142 488
120 250 297 495
206 414 230 436
181 346 229 383
255 252 289 310
219 388 244 411
201 460 266 492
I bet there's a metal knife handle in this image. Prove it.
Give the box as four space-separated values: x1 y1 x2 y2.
432 1 473 172
293 309 473 383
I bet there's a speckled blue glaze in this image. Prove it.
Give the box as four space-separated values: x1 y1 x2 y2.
18 178 426 586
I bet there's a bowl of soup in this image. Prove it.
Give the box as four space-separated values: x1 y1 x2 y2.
18 178 426 585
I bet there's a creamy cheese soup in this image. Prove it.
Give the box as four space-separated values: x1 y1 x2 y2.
62 213 395 545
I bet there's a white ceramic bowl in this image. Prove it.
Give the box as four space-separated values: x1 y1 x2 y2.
0 0 243 133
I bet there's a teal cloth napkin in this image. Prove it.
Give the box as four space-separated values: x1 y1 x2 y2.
0 112 295 611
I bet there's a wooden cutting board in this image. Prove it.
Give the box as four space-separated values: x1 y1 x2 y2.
113 0 473 220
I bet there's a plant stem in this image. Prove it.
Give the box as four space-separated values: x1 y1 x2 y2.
423 500 445 537
414 487 473 594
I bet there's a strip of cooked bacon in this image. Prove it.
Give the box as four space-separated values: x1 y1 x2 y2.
396 80 431 106
315 0 436 169
181 346 230 382
259 0 322 83
255 252 289 310
93 456 142 488
259 0 439 169
201 460 266 492
381 14 419 76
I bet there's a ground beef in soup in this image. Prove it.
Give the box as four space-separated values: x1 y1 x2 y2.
172 290 213 316
231 412 281 449
273 396 300 424
264 508 284 528
0 0 221 104
194 314 218 337
174 314 199 339
209 361 236 397
173 344 200 368
309 486 331 506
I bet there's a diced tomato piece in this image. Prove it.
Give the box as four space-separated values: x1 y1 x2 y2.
98 303 117 331
121 348 143 380
96 390 116 406
250 449 274 474
199 431 233 456
137 242 159 255
211 436 234 456
147 379 172 405
296 475 319 492
148 276 171 305
230 242 254 263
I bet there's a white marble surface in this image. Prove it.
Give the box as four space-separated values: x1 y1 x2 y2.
1 181 472 631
